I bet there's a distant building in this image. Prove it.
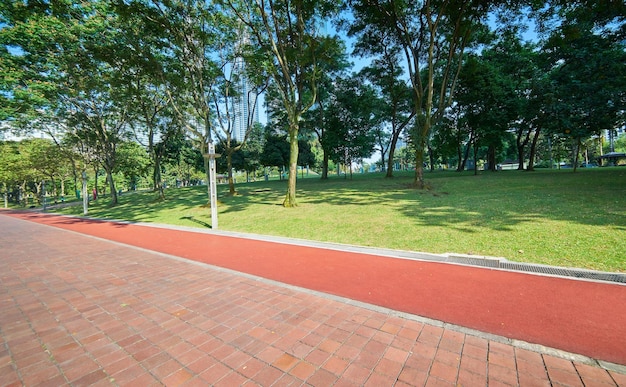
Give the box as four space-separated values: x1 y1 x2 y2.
231 55 260 143
606 126 625 152
0 124 53 142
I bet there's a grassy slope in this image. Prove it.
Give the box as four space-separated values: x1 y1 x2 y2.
56 168 626 272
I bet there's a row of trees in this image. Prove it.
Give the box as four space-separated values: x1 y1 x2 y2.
0 136 203 207
0 128 320 207
1 0 624 208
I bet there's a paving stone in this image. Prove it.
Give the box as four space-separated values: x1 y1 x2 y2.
0 213 622 386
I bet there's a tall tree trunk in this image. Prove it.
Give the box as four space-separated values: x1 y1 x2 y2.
526 128 542 171
428 146 435 172
413 120 428 188
386 129 402 178
35 181 42 205
21 181 27 206
283 125 299 207
321 151 329 180
456 140 464 171
104 167 118 205
385 143 396 178
488 145 497 172
154 153 164 200
473 139 479 176
227 151 236 195
149 128 157 190
517 128 532 171
414 145 425 188
94 165 99 196
413 17 436 189
573 138 581 173
460 142 472 172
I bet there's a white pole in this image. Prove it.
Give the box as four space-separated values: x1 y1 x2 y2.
208 142 218 229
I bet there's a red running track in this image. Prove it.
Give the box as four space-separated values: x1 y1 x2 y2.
4 211 626 365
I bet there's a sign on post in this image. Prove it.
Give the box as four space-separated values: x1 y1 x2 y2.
205 141 220 229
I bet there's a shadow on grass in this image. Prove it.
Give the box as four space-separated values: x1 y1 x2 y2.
180 216 212 229
219 168 626 233
388 169 626 232
55 188 208 222
50 169 626 234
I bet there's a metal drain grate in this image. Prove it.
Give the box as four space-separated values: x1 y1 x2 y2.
443 255 626 284
500 262 626 284
447 256 500 268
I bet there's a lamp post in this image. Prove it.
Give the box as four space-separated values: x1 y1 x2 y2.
204 141 220 229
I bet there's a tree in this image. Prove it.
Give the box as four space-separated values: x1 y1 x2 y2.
528 0 626 169
113 0 181 199
115 141 151 191
300 45 351 180
0 141 26 207
133 0 239 209
14 141 41 206
167 139 205 187
215 49 268 195
0 2 60 129
223 0 344 206
324 76 379 178
25 138 74 201
241 123 265 180
348 0 509 187
1 0 135 205
535 0 626 43
450 31 536 172
430 107 473 171
485 33 539 171
297 139 316 172
356 34 414 177
260 132 290 177
0 139 73 206
455 52 520 171
523 62 556 171
542 22 626 171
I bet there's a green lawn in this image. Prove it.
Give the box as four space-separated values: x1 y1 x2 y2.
55 168 626 273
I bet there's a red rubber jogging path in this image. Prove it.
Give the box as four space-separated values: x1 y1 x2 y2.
5 211 626 365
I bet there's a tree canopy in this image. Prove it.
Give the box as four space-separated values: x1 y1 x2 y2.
1 0 624 209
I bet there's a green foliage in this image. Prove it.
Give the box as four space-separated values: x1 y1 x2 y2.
348 0 504 186
240 123 265 174
2 0 624 214
324 76 378 166
543 24 626 139
0 138 75 205
358 43 414 176
222 0 345 206
0 141 26 193
297 139 316 167
0 0 141 205
452 34 532 171
115 141 151 189
260 132 289 169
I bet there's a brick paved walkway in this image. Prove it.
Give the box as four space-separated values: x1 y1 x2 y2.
1 214 625 386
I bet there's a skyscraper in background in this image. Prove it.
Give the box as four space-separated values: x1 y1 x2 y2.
231 55 260 143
